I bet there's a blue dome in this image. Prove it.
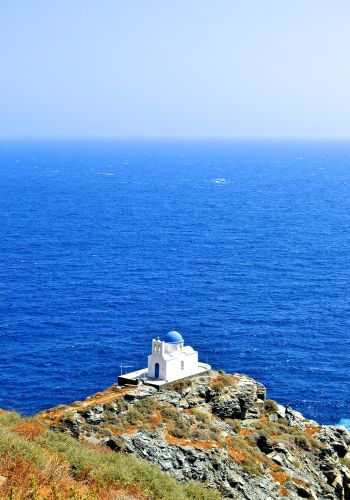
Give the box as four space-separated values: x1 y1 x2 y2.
163 330 184 344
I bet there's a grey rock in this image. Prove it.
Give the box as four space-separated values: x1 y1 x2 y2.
276 404 286 419
124 386 157 402
285 406 307 427
210 376 263 420
84 409 104 425
266 451 284 466
157 391 181 405
320 426 350 458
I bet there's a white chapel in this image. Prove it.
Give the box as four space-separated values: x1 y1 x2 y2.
118 330 210 387
148 330 202 382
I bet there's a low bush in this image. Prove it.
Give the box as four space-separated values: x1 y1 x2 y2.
263 400 279 414
13 420 45 441
191 408 210 425
0 411 22 428
225 418 241 434
169 379 192 393
159 403 179 420
120 397 156 426
39 428 219 498
125 408 145 426
63 412 78 424
242 457 263 476
191 429 208 441
71 401 83 407
211 375 237 393
169 419 191 439
340 457 350 469
208 428 221 441
293 432 311 450
0 427 50 469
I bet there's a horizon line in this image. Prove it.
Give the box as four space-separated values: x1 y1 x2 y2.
1 135 350 141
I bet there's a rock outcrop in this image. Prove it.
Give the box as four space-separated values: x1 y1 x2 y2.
39 371 350 499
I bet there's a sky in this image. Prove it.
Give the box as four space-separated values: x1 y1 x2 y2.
0 0 350 139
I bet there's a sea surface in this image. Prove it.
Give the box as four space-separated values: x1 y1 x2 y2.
0 139 349 424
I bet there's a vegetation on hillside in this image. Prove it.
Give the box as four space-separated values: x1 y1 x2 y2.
0 410 220 500
3 371 349 499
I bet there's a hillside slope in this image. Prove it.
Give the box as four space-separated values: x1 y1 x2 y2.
0 410 219 499
38 371 350 499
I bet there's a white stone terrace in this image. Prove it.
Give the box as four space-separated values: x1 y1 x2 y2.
118 362 211 388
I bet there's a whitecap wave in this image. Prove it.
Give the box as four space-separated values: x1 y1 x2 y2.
337 418 350 430
213 178 227 185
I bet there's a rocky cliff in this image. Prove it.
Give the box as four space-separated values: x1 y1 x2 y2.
39 371 350 499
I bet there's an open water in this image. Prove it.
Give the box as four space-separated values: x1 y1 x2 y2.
0 139 349 424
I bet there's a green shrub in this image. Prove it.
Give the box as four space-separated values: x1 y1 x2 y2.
183 481 220 499
121 397 156 426
63 412 78 424
340 457 350 469
263 400 279 414
134 397 155 413
103 413 118 424
208 428 221 441
191 408 210 425
53 404 68 410
242 457 263 476
307 436 324 449
0 427 49 468
225 418 241 433
211 375 237 393
125 408 144 426
191 429 208 441
169 419 191 438
169 379 192 392
293 432 310 450
159 403 179 420
262 422 284 438
229 435 246 449
0 411 22 428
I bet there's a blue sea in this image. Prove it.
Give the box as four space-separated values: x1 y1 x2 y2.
0 139 349 425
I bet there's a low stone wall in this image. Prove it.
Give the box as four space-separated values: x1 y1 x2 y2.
118 368 211 390
117 376 140 386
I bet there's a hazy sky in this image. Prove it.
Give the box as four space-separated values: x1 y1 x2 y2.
1 1 350 138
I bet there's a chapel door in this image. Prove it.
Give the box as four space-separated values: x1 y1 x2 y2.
154 363 159 379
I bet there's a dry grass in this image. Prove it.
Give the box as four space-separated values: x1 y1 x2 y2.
270 469 308 496
0 411 220 500
166 434 219 450
210 375 238 393
13 420 46 441
38 386 138 428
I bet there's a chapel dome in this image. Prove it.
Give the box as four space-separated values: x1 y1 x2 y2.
163 330 184 344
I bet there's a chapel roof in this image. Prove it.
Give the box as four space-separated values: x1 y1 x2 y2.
162 330 184 344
